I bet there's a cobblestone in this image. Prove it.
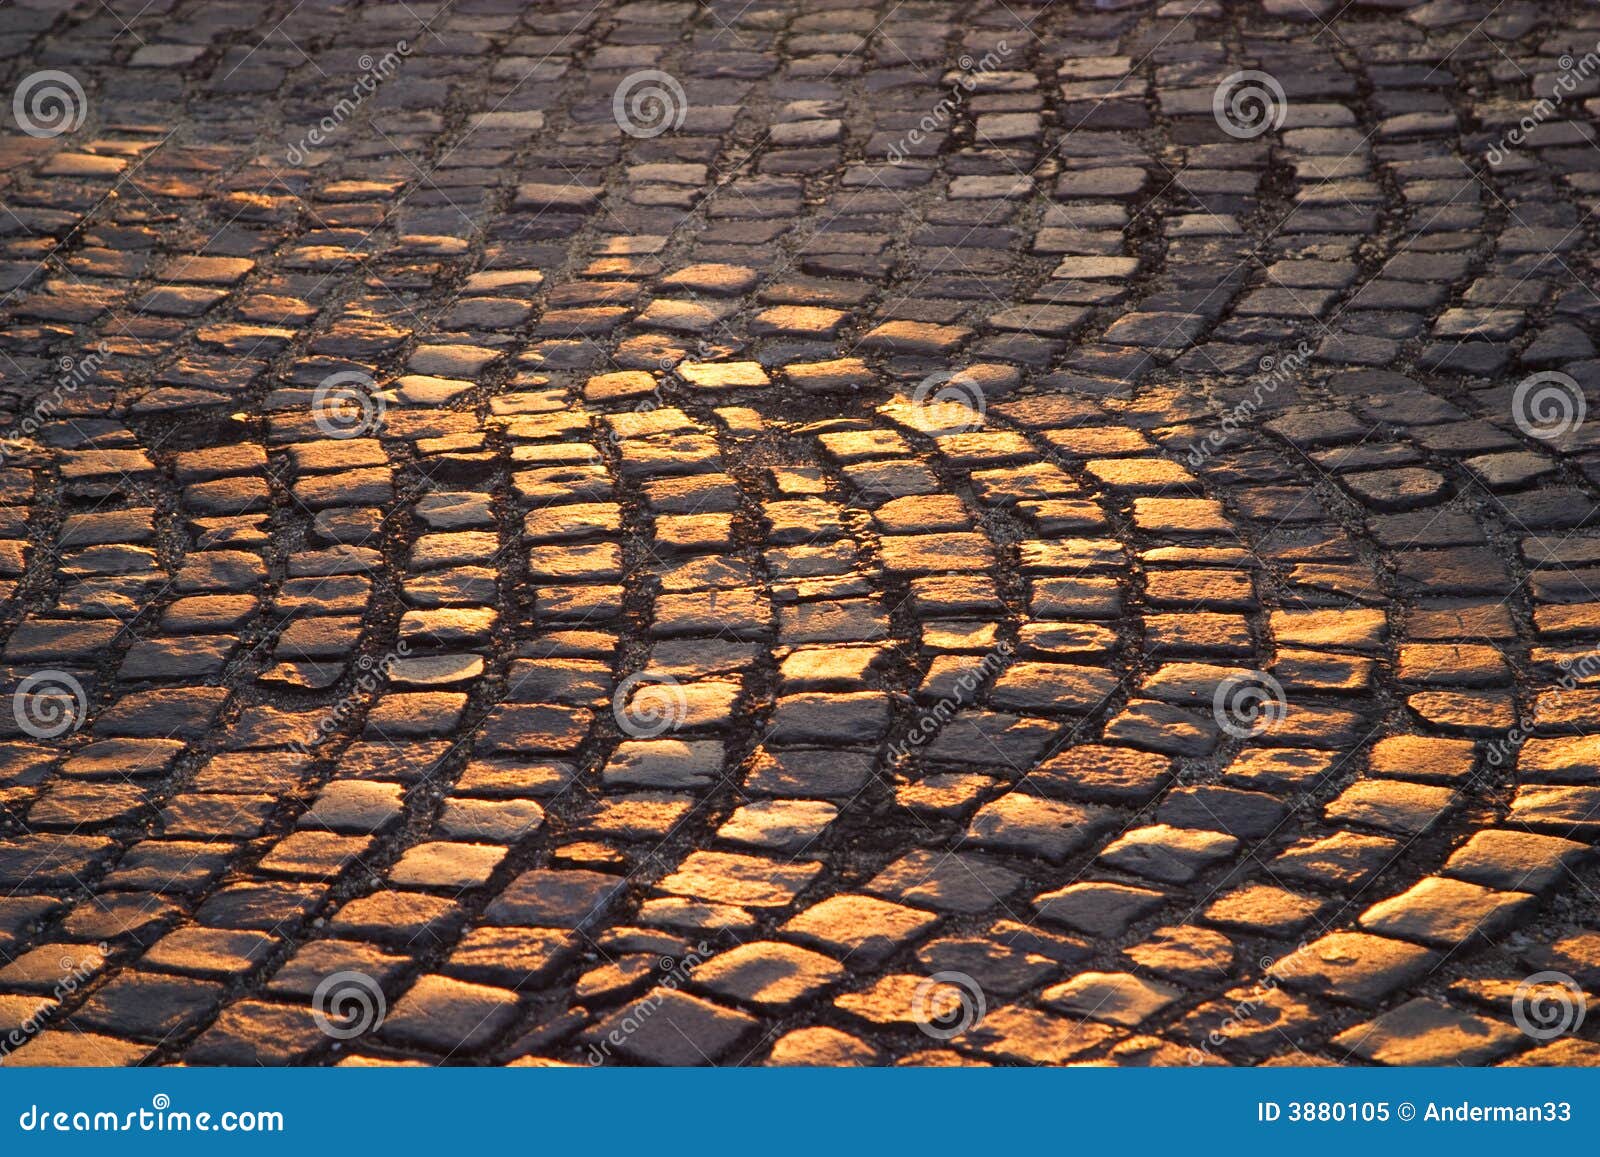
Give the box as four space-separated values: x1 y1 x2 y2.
2 0 1600 1069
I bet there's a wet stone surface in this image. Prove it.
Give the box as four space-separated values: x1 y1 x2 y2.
0 0 1598 1068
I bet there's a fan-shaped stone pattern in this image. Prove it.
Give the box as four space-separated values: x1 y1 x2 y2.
0 0 1594 1070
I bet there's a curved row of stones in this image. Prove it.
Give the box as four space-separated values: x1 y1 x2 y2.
0 0 1599 1066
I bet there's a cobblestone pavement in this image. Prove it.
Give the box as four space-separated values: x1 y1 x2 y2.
4 0 1600 1068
